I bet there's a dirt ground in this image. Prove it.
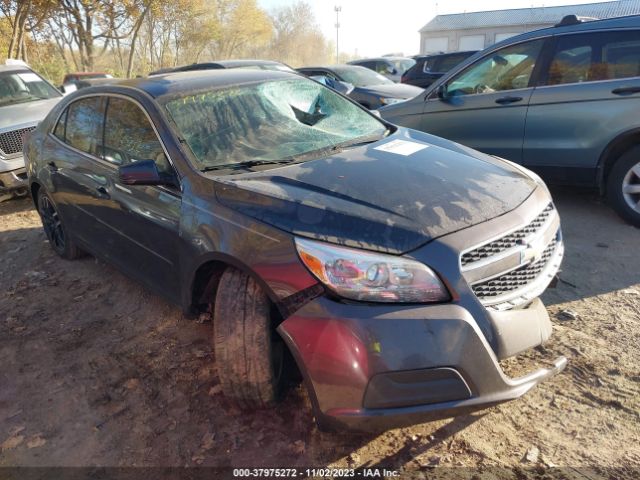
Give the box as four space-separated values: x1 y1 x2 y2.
0 187 639 479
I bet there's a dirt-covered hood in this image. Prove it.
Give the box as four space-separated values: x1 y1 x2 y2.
0 97 60 131
214 129 538 254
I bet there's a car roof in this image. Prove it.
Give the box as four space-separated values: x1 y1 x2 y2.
299 64 367 71
414 50 478 60
350 56 412 62
0 64 33 73
149 59 291 76
216 59 286 68
82 69 300 99
493 13 640 46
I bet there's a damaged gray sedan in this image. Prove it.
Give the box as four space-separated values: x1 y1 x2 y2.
25 69 566 431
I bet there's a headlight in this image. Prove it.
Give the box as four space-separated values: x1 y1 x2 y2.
379 97 405 106
295 238 450 303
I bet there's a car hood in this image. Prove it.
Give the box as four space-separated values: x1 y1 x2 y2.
0 97 61 131
357 83 423 99
213 129 537 254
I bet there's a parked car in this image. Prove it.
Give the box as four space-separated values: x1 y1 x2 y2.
297 64 423 109
26 69 566 431
402 51 479 88
148 59 295 76
0 59 62 202
348 56 416 82
60 72 113 93
380 14 640 227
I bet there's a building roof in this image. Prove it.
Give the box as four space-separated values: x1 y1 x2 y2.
420 0 640 32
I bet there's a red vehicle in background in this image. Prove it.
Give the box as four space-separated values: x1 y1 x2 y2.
60 72 114 93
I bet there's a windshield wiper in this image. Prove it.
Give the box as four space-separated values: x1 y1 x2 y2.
201 159 292 173
330 130 390 151
201 130 391 174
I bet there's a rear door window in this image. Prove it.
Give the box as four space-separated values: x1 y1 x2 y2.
545 30 640 85
434 55 463 73
64 97 105 156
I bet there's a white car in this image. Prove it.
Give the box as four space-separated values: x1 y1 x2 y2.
0 60 62 201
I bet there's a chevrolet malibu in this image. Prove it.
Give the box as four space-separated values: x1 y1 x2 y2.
25 70 566 431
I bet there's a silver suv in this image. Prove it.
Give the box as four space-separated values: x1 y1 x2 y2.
0 60 61 201
381 15 640 226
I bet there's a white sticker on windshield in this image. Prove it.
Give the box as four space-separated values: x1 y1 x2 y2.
374 139 428 156
18 72 40 82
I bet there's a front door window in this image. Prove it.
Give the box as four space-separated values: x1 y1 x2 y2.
447 40 544 96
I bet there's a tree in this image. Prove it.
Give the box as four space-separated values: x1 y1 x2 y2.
0 0 56 60
209 0 272 60
265 1 332 67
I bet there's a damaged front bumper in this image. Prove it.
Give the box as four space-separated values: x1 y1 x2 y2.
277 296 566 432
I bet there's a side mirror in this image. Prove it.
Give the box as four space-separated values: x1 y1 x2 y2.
119 160 165 186
436 83 449 100
386 66 397 75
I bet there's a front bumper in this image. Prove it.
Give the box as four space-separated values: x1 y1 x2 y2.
277 296 566 432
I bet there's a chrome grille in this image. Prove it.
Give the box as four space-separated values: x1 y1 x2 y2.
461 204 554 266
0 126 36 156
472 237 558 300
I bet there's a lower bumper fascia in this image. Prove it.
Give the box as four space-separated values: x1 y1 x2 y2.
318 356 567 432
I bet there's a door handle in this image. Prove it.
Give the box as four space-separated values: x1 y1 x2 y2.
95 186 110 199
47 161 58 171
495 96 523 105
611 86 640 95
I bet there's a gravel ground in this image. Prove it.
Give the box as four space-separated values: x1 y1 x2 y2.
0 187 638 479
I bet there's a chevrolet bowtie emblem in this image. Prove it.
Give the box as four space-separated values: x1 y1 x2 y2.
519 240 544 265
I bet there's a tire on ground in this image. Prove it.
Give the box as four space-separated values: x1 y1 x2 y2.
213 268 283 409
607 145 640 228
37 189 82 260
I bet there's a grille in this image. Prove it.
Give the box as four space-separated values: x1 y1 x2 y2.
0 126 36 156
461 203 554 266
472 237 558 300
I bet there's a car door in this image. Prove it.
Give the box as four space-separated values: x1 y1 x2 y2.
523 29 640 184
420 38 547 162
94 95 182 301
47 96 115 253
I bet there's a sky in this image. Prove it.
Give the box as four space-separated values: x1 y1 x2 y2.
257 0 611 57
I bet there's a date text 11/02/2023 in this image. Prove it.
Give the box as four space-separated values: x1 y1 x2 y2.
232 468 400 477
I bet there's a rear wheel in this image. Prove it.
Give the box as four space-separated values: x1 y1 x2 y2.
37 189 81 259
213 268 284 409
607 146 640 227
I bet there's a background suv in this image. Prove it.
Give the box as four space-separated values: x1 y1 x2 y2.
381 15 640 226
402 51 479 88
0 60 61 201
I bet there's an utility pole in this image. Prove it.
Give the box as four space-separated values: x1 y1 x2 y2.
334 5 341 63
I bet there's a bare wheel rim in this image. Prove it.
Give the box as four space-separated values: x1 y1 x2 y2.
40 196 66 251
622 161 640 213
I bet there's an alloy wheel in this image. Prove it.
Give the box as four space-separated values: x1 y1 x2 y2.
40 195 66 252
622 161 640 213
